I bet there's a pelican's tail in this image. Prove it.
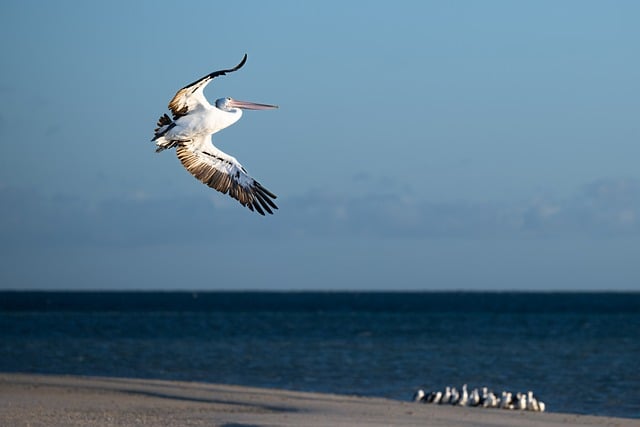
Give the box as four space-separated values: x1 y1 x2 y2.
152 113 177 152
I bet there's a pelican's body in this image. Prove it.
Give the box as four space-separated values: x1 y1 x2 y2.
152 54 279 215
163 98 242 142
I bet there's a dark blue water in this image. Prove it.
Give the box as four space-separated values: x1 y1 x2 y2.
1 292 639 419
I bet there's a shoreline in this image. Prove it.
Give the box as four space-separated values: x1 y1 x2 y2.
1 373 638 427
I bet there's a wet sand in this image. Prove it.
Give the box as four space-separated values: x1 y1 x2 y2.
1 373 637 427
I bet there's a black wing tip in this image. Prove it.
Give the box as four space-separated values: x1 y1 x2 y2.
255 182 277 200
254 192 275 215
254 182 278 212
236 53 248 70
252 199 266 215
244 190 278 216
175 53 249 94
219 53 248 77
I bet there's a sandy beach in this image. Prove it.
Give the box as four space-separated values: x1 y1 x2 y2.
0 373 637 427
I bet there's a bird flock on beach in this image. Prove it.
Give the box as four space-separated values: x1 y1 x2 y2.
413 384 546 412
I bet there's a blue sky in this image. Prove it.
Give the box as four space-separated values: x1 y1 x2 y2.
1 1 639 290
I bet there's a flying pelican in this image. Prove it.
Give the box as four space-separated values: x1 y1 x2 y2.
152 54 279 215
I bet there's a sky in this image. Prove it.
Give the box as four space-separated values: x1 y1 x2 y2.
1 1 639 290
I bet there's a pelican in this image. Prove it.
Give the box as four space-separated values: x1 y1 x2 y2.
152 54 279 215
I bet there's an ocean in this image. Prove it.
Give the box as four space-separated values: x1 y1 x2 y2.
1 291 639 419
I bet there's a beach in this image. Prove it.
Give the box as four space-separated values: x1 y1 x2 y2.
1 374 637 427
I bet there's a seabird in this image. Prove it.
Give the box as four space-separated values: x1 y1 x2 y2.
469 387 480 407
526 390 539 411
516 392 527 410
152 54 279 215
457 384 469 406
441 386 452 404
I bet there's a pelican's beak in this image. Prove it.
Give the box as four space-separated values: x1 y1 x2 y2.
228 99 279 110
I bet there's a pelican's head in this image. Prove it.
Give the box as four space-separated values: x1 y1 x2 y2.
215 97 278 112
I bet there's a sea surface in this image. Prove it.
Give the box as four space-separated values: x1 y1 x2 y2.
1 291 639 419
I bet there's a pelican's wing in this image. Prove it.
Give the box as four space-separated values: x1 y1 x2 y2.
175 135 278 215
168 54 248 119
